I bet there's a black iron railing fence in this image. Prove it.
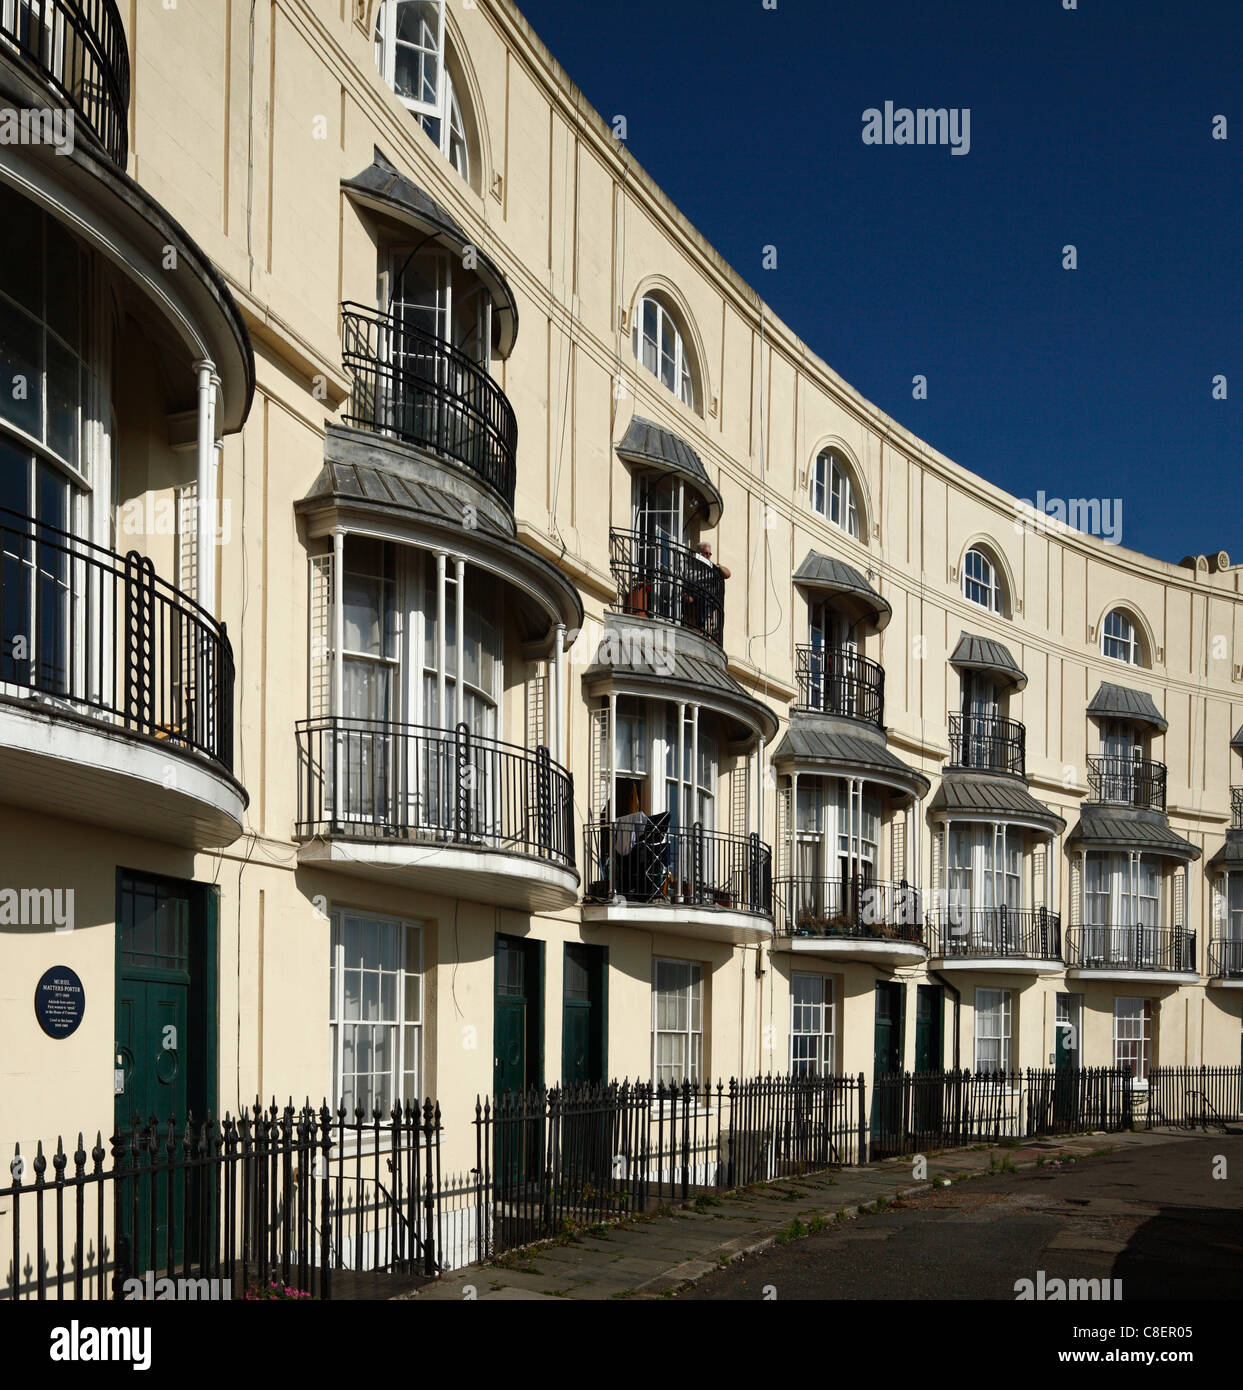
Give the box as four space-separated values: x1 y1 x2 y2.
608 528 725 646
1210 937 1243 979
296 716 575 868
1232 786 1243 829
793 644 884 726
584 819 772 915
339 302 517 508
2 1101 441 1301
775 875 923 943
0 507 235 773
1143 1066 1243 1130
0 0 130 164
926 907 1062 962
948 712 1026 776
466 1075 867 1261
1066 925 1196 973
1087 755 1167 812
869 1068 1135 1159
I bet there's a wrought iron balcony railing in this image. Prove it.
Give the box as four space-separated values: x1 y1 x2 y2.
792 645 884 727
926 907 1062 962
1086 755 1167 813
1066 925 1196 973
0 506 234 772
1210 937 1243 979
608 528 725 647
584 818 772 916
1232 786 1243 830
775 875 922 943
339 302 518 508
948 713 1026 777
0 0 130 165
296 716 574 868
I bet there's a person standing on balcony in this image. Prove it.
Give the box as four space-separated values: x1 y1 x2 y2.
684 541 729 639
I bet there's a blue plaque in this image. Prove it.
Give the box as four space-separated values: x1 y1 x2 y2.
35 966 85 1039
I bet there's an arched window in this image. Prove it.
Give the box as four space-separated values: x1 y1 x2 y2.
1102 608 1142 665
633 295 695 410
810 449 859 538
962 547 1002 613
375 2 473 185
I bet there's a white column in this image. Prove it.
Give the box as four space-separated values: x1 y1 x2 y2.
690 705 699 821
436 552 447 730
195 361 219 614
791 770 800 880
332 530 344 720
552 623 566 764
454 557 466 731
608 691 618 820
754 737 764 840
676 701 686 818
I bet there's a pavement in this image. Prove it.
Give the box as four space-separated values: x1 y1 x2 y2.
401 1126 1221 1301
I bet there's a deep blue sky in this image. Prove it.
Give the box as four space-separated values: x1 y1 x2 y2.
515 0 1240 564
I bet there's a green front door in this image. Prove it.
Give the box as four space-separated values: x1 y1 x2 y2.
871 982 905 1154
914 985 943 1071
562 944 606 1085
494 935 543 1096
1055 993 1082 1069
114 871 217 1279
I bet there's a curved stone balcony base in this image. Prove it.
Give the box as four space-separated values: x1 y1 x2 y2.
777 934 925 966
297 837 579 912
928 956 1063 975
1066 967 1199 986
0 697 245 848
1208 976 1243 989
581 900 772 946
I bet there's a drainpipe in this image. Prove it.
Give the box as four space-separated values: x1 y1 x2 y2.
552 623 566 764
436 552 447 729
454 557 466 731
195 360 219 614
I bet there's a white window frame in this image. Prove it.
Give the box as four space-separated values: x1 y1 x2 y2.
810 450 859 538
790 972 836 1076
633 295 695 409
1082 851 1164 964
1101 609 1141 665
1112 996 1153 1085
973 987 1012 1073
374 0 446 122
962 547 1001 613
651 957 703 1086
329 910 424 1117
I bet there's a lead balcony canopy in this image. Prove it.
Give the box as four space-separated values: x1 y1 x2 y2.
948 631 1027 692
615 416 723 528
793 551 891 632
929 773 1065 836
343 149 520 357
1066 804 1200 863
769 716 928 804
1086 681 1168 732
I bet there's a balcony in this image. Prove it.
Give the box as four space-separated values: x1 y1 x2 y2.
295 716 578 910
608 528 725 647
0 0 129 165
792 645 884 727
1066 925 1197 981
0 508 243 845
583 819 773 944
339 302 517 508
1232 786 1243 829
775 876 924 964
926 907 1062 972
1209 937 1243 985
1087 756 1167 813
948 713 1026 777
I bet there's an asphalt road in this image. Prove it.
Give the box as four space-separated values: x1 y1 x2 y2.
676 1134 1243 1301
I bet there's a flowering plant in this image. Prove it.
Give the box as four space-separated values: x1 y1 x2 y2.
244 1281 313 1300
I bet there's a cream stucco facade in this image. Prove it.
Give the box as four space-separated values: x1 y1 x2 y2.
2 0 1243 1187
